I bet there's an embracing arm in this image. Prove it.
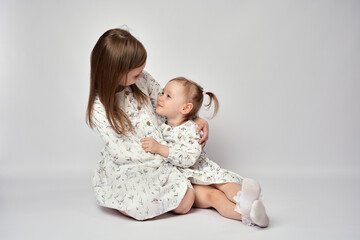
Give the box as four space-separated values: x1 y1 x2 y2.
140 71 167 124
141 71 162 111
193 117 209 148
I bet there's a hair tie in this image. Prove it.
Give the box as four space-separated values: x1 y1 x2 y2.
200 87 206 95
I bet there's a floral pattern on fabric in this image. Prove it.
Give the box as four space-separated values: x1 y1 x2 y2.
161 121 244 185
91 71 190 220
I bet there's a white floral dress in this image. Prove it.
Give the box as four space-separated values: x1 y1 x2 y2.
91 71 191 220
161 121 244 185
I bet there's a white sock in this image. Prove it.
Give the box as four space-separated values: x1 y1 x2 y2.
233 178 261 226
250 200 269 228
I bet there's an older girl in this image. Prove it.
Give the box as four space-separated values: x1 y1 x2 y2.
86 29 209 220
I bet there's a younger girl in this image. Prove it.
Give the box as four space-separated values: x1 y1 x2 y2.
140 77 269 227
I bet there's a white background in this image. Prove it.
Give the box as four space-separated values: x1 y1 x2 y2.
1 0 359 239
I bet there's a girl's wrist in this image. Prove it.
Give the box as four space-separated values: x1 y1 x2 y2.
158 145 169 158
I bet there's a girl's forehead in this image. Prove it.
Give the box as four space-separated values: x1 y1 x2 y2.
164 81 185 97
166 80 182 89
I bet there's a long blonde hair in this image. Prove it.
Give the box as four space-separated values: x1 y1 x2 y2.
86 28 148 135
170 77 219 120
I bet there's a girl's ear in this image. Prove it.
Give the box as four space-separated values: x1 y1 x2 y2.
181 103 193 114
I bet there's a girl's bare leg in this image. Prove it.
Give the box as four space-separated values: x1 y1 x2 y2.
193 184 242 221
211 182 242 203
172 187 195 214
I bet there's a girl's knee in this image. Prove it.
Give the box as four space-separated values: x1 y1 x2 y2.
173 188 195 215
173 204 191 215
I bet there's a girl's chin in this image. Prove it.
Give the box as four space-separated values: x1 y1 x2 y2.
156 108 166 117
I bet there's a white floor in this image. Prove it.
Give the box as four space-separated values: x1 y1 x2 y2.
1 171 359 240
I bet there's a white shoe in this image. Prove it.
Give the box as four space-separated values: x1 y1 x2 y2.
250 200 269 227
233 178 261 225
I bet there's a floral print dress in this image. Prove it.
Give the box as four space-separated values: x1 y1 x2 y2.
91 71 191 220
91 71 243 221
161 121 244 186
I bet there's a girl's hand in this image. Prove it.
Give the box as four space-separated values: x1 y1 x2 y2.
193 118 209 148
140 137 161 154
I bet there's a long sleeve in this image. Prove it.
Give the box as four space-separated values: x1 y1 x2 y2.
141 71 162 111
140 71 167 125
163 122 202 168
